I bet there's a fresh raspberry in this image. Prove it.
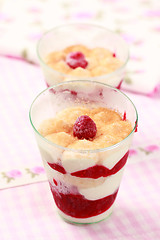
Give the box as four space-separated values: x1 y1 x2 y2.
73 115 97 140
66 51 88 69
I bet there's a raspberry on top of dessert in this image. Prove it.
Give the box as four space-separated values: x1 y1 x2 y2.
45 45 122 78
38 106 132 150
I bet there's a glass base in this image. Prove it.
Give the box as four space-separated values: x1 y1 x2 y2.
59 212 113 225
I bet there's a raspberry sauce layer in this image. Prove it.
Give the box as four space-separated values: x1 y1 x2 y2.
47 162 66 174
50 183 118 218
71 151 129 178
47 151 129 178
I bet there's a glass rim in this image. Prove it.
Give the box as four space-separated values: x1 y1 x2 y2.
29 80 138 153
37 22 129 81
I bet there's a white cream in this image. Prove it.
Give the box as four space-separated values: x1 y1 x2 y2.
37 138 63 164
101 145 130 170
79 167 124 200
61 151 99 173
40 63 63 86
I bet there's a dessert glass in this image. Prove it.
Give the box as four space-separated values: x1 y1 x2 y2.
37 23 129 88
29 80 138 224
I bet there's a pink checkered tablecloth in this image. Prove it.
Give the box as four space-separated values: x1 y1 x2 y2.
0 56 160 240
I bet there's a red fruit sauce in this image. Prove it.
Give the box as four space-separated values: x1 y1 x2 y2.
50 182 118 218
123 111 126 121
47 151 129 179
116 80 123 90
135 121 138 132
47 162 66 174
71 151 128 178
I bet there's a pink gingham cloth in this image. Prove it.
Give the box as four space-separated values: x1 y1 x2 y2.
0 56 160 240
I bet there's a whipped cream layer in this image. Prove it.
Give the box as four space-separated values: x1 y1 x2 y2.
78 167 124 200
61 150 99 173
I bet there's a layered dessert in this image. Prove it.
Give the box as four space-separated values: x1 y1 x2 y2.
38 106 133 223
44 45 123 88
38 24 129 89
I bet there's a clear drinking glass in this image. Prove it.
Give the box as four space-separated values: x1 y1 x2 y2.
29 80 137 224
37 23 129 89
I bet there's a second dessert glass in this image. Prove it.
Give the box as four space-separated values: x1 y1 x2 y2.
37 23 129 88
29 80 138 224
